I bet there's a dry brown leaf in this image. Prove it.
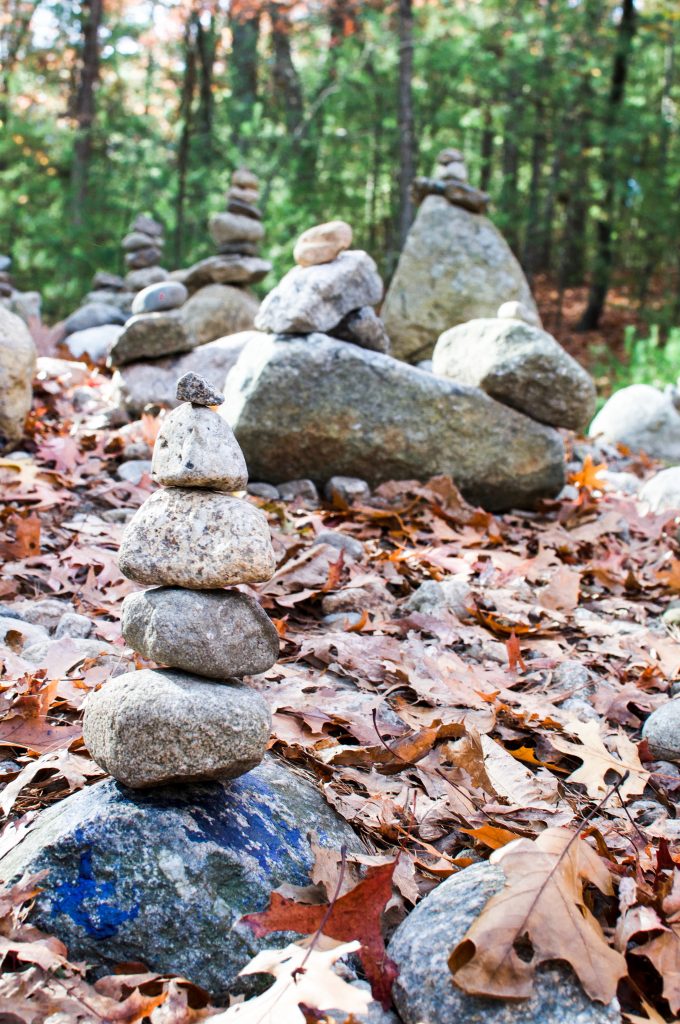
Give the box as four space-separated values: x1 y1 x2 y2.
552 720 650 799
448 827 626 1002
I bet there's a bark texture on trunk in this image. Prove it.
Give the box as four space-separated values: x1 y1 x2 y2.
397 0 415 247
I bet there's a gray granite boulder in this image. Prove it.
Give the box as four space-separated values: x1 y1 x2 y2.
179 283 259 345
0 756 363 998
110 332 255 416
121 588 279 678
255 251 383 335
432 318 596 431
119 489 276 587
639 467 680 512
108 312 193 366
589 384 680 462
151 403 247 490
642 699 680 761
388 861 620 1024
64 302 127 336
223 333 564 511
0 306 36 452
381 197 539 363
83 669 271 787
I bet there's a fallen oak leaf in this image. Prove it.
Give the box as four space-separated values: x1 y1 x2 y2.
448 827 626 1002
240 861 398 1007
210 940 370 1024
570 454 608 492
551 720 650 800
632 869 680 1014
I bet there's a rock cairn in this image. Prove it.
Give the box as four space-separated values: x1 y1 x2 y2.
255 219 391 354
181 168 272 290
411 147 489 214
83 371 279 788
107 278 190 367
122 214 165 278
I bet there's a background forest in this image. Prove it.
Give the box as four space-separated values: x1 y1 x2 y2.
0 0 678 350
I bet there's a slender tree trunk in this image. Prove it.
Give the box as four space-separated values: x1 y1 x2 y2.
270 5 304 133
522 112 547 280
480 109 494 193
70 0 103 224
175 13 198 265
538 146 561 272
578 0 637 331
196 13 217 144
229 9 259 149
396 0 415 247
499 79 521 252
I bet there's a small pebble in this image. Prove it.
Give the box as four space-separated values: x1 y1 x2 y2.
116 460 152 485
176 371 225 407
278 479 319 503
315 531 364 561
247 482 280 500
55 612 94 640
325 476 371 506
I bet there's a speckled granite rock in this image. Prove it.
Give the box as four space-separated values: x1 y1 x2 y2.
0 756 363 998
121 588 279 678
108 312 193 366
642 699 680 761
388 861 620 1024
176 370 224 406
151 403 247 491
118 488 276 588
83 669 271 788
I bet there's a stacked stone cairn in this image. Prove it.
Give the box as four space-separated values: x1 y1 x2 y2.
122 214 166 285
83 371 279 788
181 168 272 291
411 147 490 215
254 219 391 353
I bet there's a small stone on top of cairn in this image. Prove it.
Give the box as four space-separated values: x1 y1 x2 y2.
410 146 489 214
83 373 278 788
176 370 224 407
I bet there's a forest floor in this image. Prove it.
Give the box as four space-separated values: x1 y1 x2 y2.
1 361 679 1022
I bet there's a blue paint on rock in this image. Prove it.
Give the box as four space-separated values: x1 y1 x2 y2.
0 756 362 999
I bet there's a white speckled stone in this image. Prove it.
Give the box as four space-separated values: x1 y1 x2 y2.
118 488 275 588
151 403 247 491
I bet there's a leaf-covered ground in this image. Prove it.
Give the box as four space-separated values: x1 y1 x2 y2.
1 358 680 1022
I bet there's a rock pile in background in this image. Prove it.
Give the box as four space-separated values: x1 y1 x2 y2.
84 372 277 788
122 214 166 278
432 311 597 431
0 306 37 452
0 253 42 325
590 383 680 463
382 147 539 363
255 219 390 353
221 225 565 511
181 168 271 290
107 279 190 366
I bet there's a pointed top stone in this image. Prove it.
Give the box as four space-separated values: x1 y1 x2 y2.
176 371 224 407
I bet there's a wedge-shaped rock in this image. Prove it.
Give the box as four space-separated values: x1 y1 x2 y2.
83 669 271 788
108 312 192 366
432 318 596 431
119 488 275 587
255 251 383 335
224 333 565 512
121 587 279 678
151 403 247 490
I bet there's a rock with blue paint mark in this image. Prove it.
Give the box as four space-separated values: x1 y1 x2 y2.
0 756 363 998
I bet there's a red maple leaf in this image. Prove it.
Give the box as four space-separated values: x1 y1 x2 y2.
240 860 398 1007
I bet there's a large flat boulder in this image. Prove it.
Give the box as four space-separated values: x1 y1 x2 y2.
432 318 596 431
589 384 680 462
0 306 37 451
109 331 261 416
223 333 565 511
0 756 363 999
382 196 539 363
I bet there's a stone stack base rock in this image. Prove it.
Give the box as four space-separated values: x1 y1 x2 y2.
84 371 279 788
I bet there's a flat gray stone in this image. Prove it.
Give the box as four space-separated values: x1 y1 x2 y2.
125 266 169 292
64 303 126 337
131 281 188 315
183 255 271 289
589 384 680 462
118 488 276 588
432 318 596 431
209 211 265 247
402 577 472 619
121 587 279 678
83 668 271 787
642 699 680 761
122 231 158 252
388 861 620 1024
65 323 123 363
224 333 565 512
382 196 540 362
116 459 152 485
108 312 193 366
151 403 247 490
54 612 94 639
125 246 162 270
255 251 383 335
0 756 363 999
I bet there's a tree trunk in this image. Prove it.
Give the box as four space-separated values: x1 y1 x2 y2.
70 0 103 224
578 0 637 331
196 12 217 144
480 109 494 193
396 0 415 247
499 84 521 253
229 9 259 148
270 5 304 134
175 12 198 265
521 113 547 280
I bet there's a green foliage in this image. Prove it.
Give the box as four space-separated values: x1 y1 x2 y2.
592 324 680 399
